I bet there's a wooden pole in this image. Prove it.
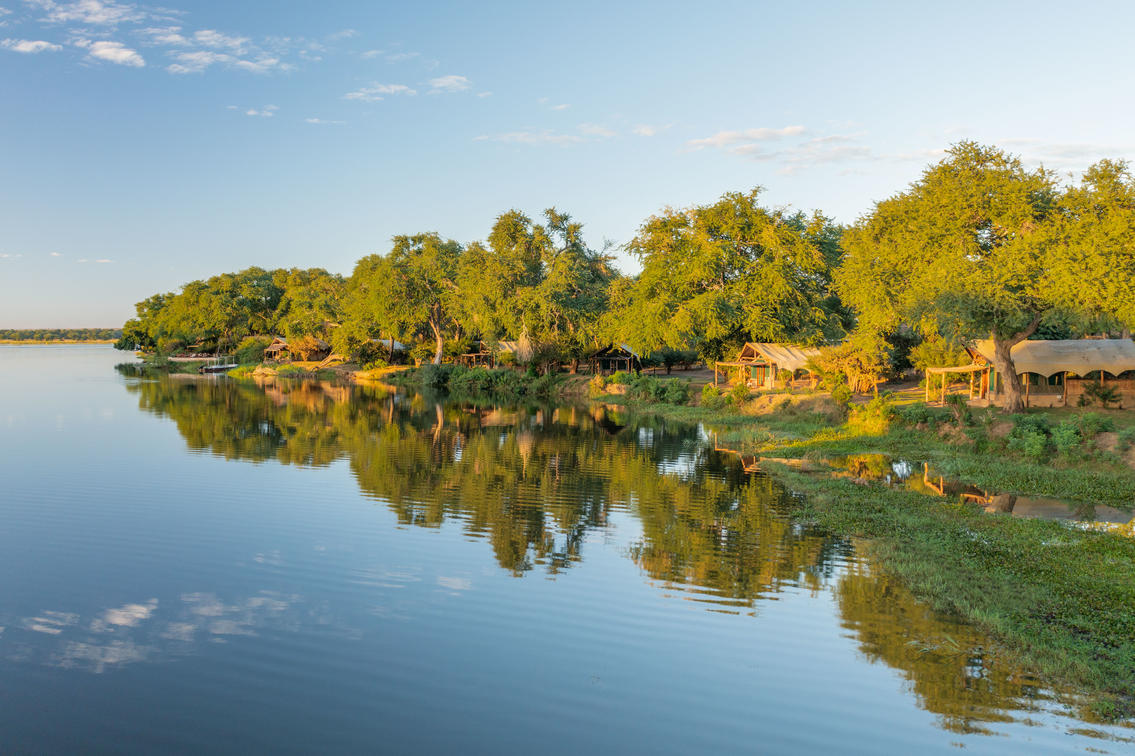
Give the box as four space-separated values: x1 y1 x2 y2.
714 362 718 387
969 370 975 399
925 373 930 403
1062 371 1068 406
1025 375 1031 408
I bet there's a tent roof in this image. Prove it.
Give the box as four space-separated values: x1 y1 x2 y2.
973 338 1135 377
588 343 641 360
736 343 821 372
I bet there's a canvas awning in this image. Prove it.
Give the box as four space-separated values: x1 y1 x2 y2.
744 343 821 372
973 339 1135 378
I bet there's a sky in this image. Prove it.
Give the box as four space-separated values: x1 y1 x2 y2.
2 0 1135 327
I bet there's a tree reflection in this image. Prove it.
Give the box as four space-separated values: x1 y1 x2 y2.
122 373 1116 735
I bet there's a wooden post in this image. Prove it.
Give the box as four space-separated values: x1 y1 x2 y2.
940 374 946 404
1025 375 1031 408
1062 371 1068 406
925 373 930 403
714 362 718 387
969 370 975 399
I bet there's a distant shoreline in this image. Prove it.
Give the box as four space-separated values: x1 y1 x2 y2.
0 340 116 344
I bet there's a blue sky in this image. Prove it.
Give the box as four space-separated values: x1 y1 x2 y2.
2 0 1134 327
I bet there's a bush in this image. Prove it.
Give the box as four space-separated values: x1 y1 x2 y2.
1117 427 1135 452
529 372 564 399
1077 412 1115 438
276 364 306 376
1007 414 1052 460
894 403 952 428
361 357 389 371
226 365 256 379
235 335 273 364
608 371 632 385
1079 380 1121 408
418 363 458 390
589 375 609 397
1051 421 1082 457
701 383 728 410
729 382 750 406
829 380 853 408
847 394 895 435
943 393 971 426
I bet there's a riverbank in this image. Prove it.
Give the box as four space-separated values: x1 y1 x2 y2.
598 387 1135 718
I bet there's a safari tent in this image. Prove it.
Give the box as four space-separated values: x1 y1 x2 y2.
935 339 1135 408
713 343 821 389
264 337 289 360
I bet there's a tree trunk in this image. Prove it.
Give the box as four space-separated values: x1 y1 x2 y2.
989 314 1043 413
569 358 579 374
429 320 444 366
389 337 395 361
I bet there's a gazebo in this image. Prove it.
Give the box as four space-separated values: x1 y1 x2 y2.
713 343 821 389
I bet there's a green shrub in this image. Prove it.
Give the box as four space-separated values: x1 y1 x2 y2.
529 372 563 399
701 383 728 410
226 365 257 379
418 363 458 390
895 403 952 428
847 394 895 435
361 357 389 371
830 381 853 407
589 375 609 397
1077 412 1115 438
1007 415 1052 460
1051 421 1082 457
1079 380 1121 408
729 382 750 406
235 335 273 364
276 364 306 376
943 393 972 425
1117 427 1135 452
608 370 632 385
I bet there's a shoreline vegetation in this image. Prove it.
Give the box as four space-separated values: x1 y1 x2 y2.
111 142 1135 719
0 328 122 344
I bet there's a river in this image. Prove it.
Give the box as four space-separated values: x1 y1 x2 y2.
0 345 1130 753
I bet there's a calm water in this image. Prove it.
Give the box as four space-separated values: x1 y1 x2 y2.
0 345 1131 754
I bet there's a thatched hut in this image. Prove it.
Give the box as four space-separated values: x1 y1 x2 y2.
263 337 289 361
713 343 821 389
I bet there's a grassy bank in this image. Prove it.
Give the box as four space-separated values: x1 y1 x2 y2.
598 386 1135 715
776 465 1135 718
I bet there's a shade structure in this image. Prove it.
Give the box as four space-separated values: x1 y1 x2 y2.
972 339 1135 378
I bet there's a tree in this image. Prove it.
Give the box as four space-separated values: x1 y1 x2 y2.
839 142 1135 413
457 208 615 372
346 234 463 365
272 268 345 340
838 143 1060 412
607 189 845 362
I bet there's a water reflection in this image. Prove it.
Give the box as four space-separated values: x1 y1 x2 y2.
107 373 1134 743
827 453 1134 528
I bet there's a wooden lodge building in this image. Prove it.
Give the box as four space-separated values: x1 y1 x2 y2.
713 343 821 389
926 338 1135 408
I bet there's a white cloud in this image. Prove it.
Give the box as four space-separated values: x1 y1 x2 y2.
344 82 416 101
77 258 88 263
551 103 569 111
360 48 382 58
305 117 344 125
140 25 187 45
428 74 469 93
386 51 418 62
476 91 492 98
633 125 657 137
39 0 144 26
578 123 615 138
327 28 355 40
688 125 806 150
95 258 113 263
50 251 62 256
74 38 144 67
1 38 62 52
193 29 248 52
243 105 277 117
167 49 286 75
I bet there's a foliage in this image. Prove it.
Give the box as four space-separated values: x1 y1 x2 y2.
808 343 887 394
234 335 273 364
1078 380 1121 409
700 383 728 410
1077 412 1115 438
1007 414 1052 460
838 143 1135 412
846 394 895 435
606 189 846 362
0 328 122 343
943 393 971 426
1050 421 1082 457
728 382 750 406
624 375 691 405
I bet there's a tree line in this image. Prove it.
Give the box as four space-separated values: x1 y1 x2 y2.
118 141 1135 412
2 328 122 342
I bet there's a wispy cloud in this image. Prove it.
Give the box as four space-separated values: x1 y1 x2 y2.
476 91 492 98
633 124 659 137
550 103 569 111
344 82 415 101
50 251 62 257
427 74 469 93
73 37 144 67
1 37 62 52
167 48 285 74
192 29 248 53
95 258 113 263
578 123 615 138
305 117 345 125
0 252 23 259
38 0 145 27
688 126 806 151
243 104 277 117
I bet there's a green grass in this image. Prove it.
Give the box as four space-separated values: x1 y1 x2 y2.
774 466 1135 717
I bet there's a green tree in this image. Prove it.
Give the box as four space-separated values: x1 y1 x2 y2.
346 234 463 365
608 189 844 361
838 142 1135 413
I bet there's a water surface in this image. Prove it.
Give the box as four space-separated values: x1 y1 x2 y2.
0 345 1130 753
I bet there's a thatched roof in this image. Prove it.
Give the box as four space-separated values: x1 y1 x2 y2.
589 343 641 360
735 343 821 372
264 337 288 353
973 338 1135 377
